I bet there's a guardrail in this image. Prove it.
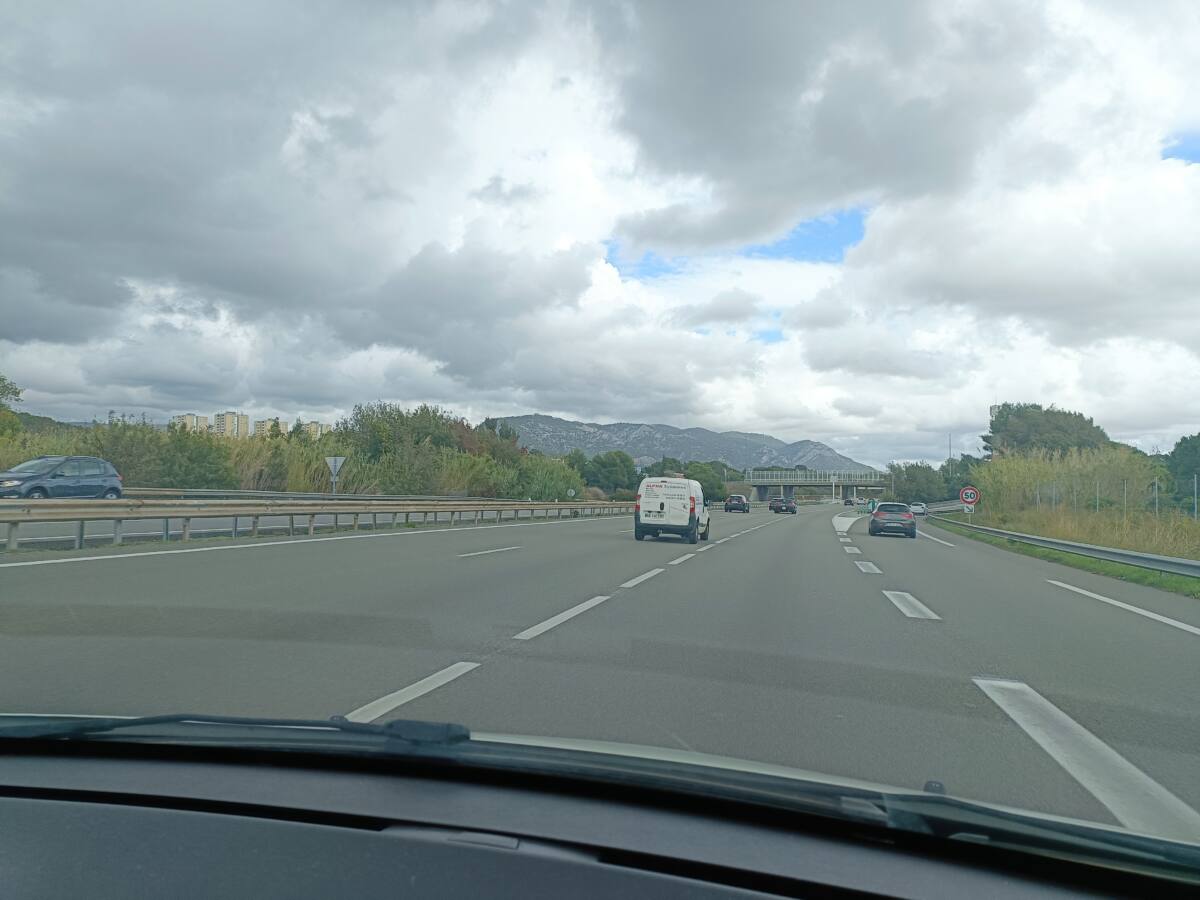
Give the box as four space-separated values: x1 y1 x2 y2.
123 487 545 502
928 515 1200 578
0 498 634 553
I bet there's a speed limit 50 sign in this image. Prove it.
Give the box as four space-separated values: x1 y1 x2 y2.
959 486 980 505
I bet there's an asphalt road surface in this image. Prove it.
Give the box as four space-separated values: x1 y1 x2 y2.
2 505 1199 841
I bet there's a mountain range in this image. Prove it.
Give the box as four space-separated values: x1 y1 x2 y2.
499 415 876 472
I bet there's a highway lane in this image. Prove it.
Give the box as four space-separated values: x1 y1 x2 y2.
1 504 1198 840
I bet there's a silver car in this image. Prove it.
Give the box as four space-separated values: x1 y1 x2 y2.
909 502 927 516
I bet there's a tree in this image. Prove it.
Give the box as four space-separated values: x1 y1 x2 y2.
0 373 20 409
157 426 238 489
684 461 724 501
886 462 947 504
642 457 685 477
1167 433 1200 500
0 373 21 436
983 403 1110 458
563 449 588 475
267 419 284 439
938 454 982 497
583 450 638 493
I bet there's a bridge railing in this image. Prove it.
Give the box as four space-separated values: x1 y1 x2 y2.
747 470 886 484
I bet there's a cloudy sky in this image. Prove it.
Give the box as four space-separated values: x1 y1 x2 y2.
3 1 1199 467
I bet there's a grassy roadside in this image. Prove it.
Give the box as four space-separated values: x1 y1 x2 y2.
929 517 1200 600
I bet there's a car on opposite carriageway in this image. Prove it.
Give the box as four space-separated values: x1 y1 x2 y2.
0 456 123 500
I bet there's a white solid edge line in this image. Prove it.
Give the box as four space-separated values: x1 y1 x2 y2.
844 546 862 554
1047 580 1200 637
695 546 712 552
345 662 480 723
0 514 620 569
714 538 729 545
919 531 955 547
882 590 941 620
668 554 695 566
854 561 882 574
457 546 521 558
513 595 611 641
974 678 1200 841
620 568 664 588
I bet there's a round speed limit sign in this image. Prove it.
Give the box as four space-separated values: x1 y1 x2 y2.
959 486 980 505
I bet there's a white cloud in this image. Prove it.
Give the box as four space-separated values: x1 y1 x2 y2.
3 0 1199 464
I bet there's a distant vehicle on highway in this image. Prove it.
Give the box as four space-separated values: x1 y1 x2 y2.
770 497 797 514
0 456 122 500
909 502 927 516
868 502 917 538
843 497 854 506
634 476 711 543
723 494 750 513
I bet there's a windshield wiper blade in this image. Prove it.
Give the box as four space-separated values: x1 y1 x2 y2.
881 792 1200 875
0 713 470 747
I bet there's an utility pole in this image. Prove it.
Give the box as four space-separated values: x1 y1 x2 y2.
1154 477 1159 517
1123 479 1127 524
1194 473 1198 521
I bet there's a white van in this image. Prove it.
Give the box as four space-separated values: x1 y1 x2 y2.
634 476 711 543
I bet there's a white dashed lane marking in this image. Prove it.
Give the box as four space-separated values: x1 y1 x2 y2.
513 596 611 641
854 561 882 574
345 662 480 722
620 568 664 589
882 590 940 620
974 678 1200 841
457 546 520 558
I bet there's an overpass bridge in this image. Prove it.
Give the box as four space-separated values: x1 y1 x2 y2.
745 468 887 502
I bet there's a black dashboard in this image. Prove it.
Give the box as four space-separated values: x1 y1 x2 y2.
0 747 1185 898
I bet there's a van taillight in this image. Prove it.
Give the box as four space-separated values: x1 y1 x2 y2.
690 495 696 514
634 493 641 512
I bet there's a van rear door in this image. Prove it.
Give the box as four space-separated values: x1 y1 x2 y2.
639 479 692 527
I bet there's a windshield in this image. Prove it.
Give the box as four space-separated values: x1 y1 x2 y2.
8 458 62 474
2 0 1199 871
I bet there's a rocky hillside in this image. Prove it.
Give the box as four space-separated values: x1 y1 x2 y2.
500 414 875 471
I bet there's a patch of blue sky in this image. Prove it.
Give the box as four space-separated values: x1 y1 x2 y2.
740 207 866 263
752 328 785 344
1162 132 1200 163
603 240 687 279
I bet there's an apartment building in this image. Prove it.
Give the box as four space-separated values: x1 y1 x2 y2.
253 417 287 437
170 413 209 433
212 411 250 438
301 421 331 439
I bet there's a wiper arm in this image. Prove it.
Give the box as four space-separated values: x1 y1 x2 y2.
881 792 1200 876
0 713 470 748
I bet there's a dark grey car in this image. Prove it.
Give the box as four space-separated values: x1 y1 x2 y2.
0 456 123 499
867 502 916 538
